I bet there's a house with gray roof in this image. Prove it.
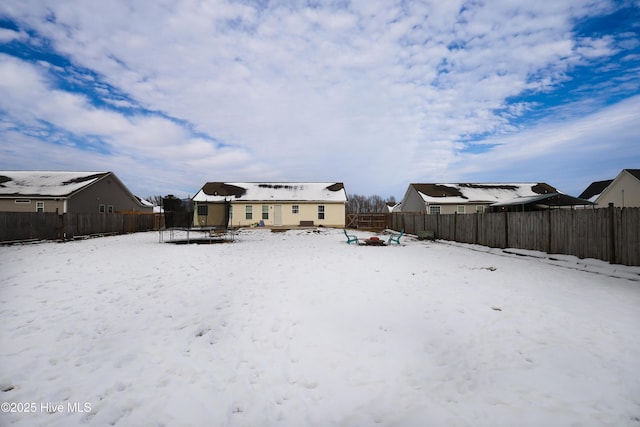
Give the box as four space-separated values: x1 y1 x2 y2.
0 171 152 214
396 182 590 214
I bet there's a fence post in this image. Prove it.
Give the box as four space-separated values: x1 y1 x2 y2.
453 212 457 242
475 212 479 244
64 213 71 240
546 208 552 254
56 214 64 240
504 210 509 248
608 203 616 264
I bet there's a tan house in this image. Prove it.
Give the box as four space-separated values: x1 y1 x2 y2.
581 169 640 208
192 182 347 228
0 171 152 214
396 182 570 214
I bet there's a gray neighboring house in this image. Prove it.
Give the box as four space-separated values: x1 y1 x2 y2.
396 182 580 214
0 171 152 214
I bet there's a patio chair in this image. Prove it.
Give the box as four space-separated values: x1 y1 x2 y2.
343 229 359 244
388 229 404 245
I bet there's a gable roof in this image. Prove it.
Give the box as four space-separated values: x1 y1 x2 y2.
193 182 347 203
595 168 640 205
409 182 557 204
579 169 640 204
0 171 110 197
623 169 640 180
491 193 594 208
579 179 613 201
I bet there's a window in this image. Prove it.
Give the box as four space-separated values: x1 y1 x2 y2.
15 199 31 204
318 205 325 220
108 205 114 214
197 205 208 216
291 205 299 214
429 205 441 215
262 205 269 220
36 201 44 212
229 205 233 220
99 204 106 213
245 205 253 220
476 205 485 213
457 205 465 214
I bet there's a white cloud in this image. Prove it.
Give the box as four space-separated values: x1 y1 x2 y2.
0 27 24 43
0 54 253 195
0 0 637 198
452 95 640 194
575 36 618 59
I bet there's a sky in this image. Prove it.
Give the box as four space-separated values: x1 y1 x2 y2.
0 0 639 200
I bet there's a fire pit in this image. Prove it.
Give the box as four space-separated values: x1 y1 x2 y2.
363 237 386 246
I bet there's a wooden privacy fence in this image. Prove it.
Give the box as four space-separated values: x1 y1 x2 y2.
391 206 640 266
346 213 391 230
0 212 157 243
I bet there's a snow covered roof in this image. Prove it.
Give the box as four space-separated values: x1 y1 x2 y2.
411 183 557 204
491 193 594 207
137 197 154 207
0 171 109 197
193 182 347 203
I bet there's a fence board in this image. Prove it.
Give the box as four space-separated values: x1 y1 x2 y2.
391 207 640 266
0 212 60 242
456 214 476 244
477 213 506 248
0 212 156 243
618 208 640 266
508 211 546 252
345 213 390 230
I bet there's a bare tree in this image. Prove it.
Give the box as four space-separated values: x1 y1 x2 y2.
146 195 164 206
347 194 397 213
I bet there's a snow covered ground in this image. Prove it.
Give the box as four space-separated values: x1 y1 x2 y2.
1 228 639 427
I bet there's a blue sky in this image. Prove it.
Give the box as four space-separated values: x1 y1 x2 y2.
0 0 638 200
